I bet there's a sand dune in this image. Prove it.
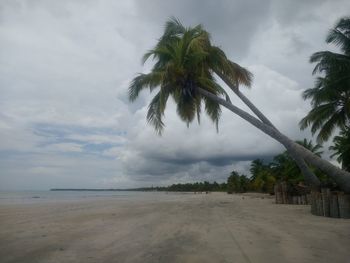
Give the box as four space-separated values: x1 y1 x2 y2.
0 192 349 263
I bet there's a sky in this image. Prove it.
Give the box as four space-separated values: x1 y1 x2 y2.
0 0 349 190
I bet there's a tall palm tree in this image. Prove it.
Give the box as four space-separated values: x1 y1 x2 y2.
300 17 350 142
135 18 320 188
129 18 350 193
129 22 224 131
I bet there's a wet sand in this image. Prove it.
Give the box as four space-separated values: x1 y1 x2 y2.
0 192 349 263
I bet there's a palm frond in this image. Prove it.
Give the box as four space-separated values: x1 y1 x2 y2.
316 109 346 142
157 17 186 48
329 125 350 171
146 89 170 135
326 29 350 54
299 102 336 131
310 51 350 75
335 17 350 35
175 89 197 125
203 95 221 131
197 77 231 103
302 17 350 141
326 17 350 55
129 72 164 101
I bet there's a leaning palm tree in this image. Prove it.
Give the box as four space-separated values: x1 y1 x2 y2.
300 17 350 142
129 18 350 193
135 18 321 188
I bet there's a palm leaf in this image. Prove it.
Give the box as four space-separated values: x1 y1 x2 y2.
203 95 221 131
146 88 170 135
129 72 164 101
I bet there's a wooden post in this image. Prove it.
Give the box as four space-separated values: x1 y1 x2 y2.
281 182 288 204
310 192 317 215
338 193 350 219
316 192 324 216
300 195 304 205
306 194 311 205
330 193 340 218
274 184 283 204
274 185 278 204
321 188 331 217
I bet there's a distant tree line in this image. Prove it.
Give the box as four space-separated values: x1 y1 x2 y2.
138 140 340 194
137 181 227 192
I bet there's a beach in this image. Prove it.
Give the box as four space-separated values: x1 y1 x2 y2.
0 192 349 263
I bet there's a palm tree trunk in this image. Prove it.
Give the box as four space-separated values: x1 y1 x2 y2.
198 87 350 193
215 71 321 188
216 71 277 128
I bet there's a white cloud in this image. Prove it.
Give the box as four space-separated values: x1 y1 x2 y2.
45 143 83 153
0 0 348 190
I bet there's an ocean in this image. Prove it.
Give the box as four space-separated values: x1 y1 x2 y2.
0 190 167 205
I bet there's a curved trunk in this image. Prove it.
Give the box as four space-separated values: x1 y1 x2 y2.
216 71 277 128
198 88 350 193
215 71 321 188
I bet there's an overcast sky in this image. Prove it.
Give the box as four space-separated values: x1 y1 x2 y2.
1 0 349 190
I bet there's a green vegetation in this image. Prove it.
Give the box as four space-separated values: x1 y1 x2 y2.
300 17 350 142
330 126 350 172
227 171 250 193
133 182 227 192
228 140 339 194
129 17 251 134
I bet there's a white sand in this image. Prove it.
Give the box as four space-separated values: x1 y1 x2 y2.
0 192 349 263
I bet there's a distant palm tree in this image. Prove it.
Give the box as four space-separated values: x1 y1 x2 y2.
249 159 266 180
129 18 350 193
296 139 323 157
249 160 276 193
300 17 350 142
272 139 324 183
330 126 350 171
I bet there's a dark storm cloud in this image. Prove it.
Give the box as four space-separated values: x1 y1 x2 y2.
271 0 331 26
143 150 274 167
135 0 272 59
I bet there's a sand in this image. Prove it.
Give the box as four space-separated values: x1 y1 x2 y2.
0 192 349 263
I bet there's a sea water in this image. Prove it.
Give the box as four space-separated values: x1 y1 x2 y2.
0 190 160 205
0 190 191 205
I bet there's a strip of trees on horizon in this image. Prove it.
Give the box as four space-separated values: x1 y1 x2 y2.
138 182 227 193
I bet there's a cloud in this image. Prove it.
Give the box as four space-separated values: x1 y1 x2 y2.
1 0 348 190
134 0 272 60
